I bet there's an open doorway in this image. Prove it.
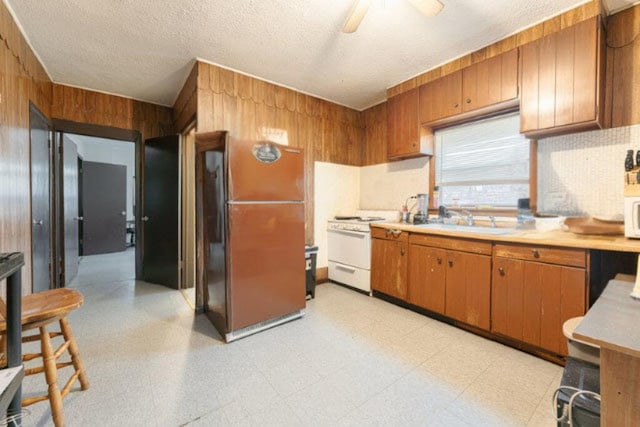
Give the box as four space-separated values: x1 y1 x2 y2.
62 134 136 286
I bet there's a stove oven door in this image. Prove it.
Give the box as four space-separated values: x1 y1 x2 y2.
327 228 371 269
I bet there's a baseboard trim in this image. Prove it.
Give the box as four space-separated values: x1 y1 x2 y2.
316 267 328 284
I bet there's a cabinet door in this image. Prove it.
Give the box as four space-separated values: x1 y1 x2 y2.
492 257 525 340
419 71 462 123
520 17 601 136
387 88 419 159
434 71 462 120
445 250 491 329
462 49 518 112
371 238 408 299
408 244 446 313
522 262 586 356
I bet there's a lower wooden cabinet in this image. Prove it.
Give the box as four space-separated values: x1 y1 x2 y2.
407 244 446 314
492 256 586 356
371 230 408 300
373 226 591 359
408 235 491 330
444 250 491 330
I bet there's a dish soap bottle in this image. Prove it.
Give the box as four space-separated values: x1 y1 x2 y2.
432 186 440 209
516 198 535 230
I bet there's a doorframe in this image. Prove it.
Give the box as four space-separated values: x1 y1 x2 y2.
29 103 55 290
51 119 143 280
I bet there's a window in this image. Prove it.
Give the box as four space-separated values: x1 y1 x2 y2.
434 112 530 209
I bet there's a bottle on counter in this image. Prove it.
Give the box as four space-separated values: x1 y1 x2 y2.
626 150 634 171
516 198 535 230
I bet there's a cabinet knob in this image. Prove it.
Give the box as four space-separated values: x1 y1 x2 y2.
412 143 416 147
400 248 405 256
436 257 442 265
465 97 471 104
498 267 505 276
531 249 540 258
448 260 453 267
453 102 459 108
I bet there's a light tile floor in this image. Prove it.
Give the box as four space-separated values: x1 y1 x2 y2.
21 249 562 426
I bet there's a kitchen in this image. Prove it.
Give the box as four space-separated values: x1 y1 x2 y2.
2 0 640 425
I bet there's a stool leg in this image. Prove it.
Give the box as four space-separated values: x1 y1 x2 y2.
59 318 89 390
41 325 64 427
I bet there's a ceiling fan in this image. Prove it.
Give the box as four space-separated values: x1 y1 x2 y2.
343 0 444 33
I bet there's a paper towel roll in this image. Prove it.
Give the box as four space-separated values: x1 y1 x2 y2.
631 254 640 300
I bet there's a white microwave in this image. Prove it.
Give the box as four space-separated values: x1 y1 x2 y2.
624 197 640 238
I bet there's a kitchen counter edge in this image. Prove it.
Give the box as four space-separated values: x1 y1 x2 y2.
370 222 640 253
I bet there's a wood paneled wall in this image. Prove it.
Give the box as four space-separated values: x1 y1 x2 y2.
173 64 198 133
51 84 173 142
0 0 52 294
194 61 365 243
362 102 388 166
606 4 640 127
387 0 602 98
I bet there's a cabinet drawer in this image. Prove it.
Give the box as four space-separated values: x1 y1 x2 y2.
371 227 409 242
494 244 586 268
410 234 492 255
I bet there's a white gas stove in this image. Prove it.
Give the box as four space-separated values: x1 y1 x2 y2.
327 216 385 294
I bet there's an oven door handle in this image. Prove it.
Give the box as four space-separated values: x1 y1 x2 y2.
329 229 368 238
335 263 357 272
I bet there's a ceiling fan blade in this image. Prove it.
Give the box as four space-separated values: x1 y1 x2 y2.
343 0 373 33
407 0 444 17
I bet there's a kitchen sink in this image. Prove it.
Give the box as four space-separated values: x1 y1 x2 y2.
414 223 518 236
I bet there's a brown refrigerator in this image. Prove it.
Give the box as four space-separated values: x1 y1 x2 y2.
195 131 306 342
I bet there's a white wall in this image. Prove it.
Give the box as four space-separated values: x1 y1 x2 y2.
313 162 360 268
70 135 136 221
313 158 430 268
537 124 640 217
360 157 430 211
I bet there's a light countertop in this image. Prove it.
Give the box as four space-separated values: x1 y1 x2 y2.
573 279 640 358
370 222 640 253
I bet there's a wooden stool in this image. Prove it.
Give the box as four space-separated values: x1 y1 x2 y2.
0 288 89 426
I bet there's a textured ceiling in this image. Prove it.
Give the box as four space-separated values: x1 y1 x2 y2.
6 0 602 110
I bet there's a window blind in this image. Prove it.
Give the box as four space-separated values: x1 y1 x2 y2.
435 112 530 208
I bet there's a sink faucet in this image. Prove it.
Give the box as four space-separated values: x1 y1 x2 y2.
439 206 474 226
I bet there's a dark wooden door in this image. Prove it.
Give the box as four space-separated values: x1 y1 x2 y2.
62 135 80 283
143 135 180 288
82 161 127 255
408 244 446 314
30 105 52 293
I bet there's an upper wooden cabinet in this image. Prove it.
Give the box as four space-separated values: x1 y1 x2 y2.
386 88 432 160
419 71 462 123
520 16 605 138
462 49 519 113
419 49 519 125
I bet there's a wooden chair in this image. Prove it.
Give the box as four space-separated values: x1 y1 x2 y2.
0 288 89 426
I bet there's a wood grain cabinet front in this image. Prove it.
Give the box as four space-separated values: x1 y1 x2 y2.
492 250 587 356
462 49 519 113
371 229 408 299
419 49 518 126
408 235 491 330
520 16 604 138
408 244 446 314
386 88 432 160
